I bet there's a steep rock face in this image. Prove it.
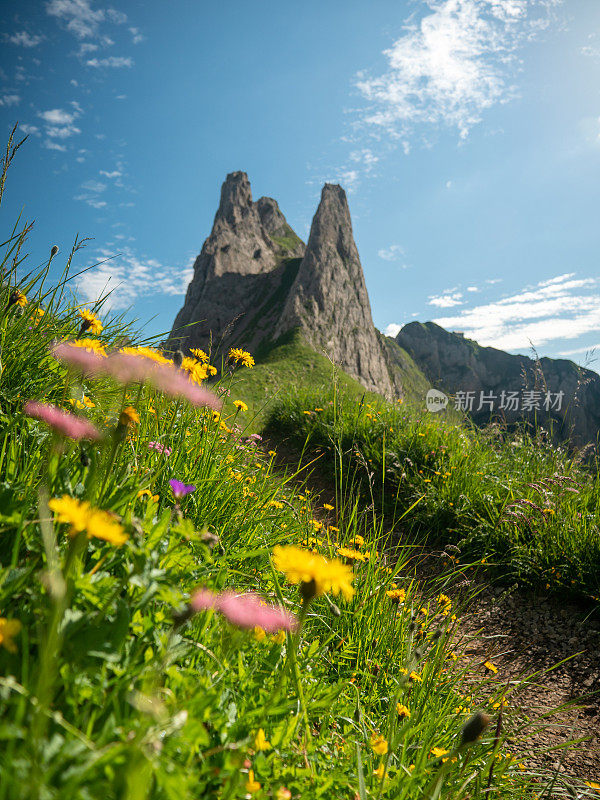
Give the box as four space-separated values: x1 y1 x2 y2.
168 171 305 353
397 321 600 448
169 175 404 399
274 184 399 396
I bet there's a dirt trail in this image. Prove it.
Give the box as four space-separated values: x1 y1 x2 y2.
263 434 600 783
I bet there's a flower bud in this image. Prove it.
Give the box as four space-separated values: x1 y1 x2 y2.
173 349 184 367
50 245 59 259
460 711 491 746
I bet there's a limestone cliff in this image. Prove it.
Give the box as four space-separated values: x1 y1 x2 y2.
396 321 600 449
274 184 398 395
168 171 305 355
168 174 402 397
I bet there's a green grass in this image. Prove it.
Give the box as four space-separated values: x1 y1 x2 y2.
220 328 381 431
0 131 593 799
265 386 600 605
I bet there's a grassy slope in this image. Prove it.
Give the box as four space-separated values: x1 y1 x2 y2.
265 386 600 605
222 329 383 431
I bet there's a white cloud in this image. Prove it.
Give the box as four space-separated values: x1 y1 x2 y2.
77 42 98 56
81 179 106 193
446 180 452 189
129 26 144 44
74 249 194 310
466 285 479 292
39 108 76 125
19 123 40 136
47 124 82 139
384 323 403 337
86 56 133 68
355 0 563 141
115 94 127 100
431 272 600 350
100 170 122 178
378 244 405 261
38 105 83 143
8 31 44 47
350 148 379 171
0 95 21 107
429 291 463 308
75 178 107 207
46 0 127 39
44 140 67 151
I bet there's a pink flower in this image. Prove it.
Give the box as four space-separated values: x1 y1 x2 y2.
103 354 221 410
24 401 101 441
52 346 221 411
148 441 172 457
190 588 217 612
189 588 298 633
51 342 105 374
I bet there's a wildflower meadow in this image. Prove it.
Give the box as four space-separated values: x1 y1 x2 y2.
0 130 598 798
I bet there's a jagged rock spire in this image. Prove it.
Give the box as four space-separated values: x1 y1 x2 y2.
168 172 304 353
274 184 396 395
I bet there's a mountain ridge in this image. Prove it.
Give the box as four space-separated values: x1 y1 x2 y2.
168 172 600 450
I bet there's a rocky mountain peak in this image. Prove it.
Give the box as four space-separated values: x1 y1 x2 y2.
215 171 253 227
168 173 402 398
274 183 399 396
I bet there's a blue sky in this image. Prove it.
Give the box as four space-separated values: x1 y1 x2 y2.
2 0 600 368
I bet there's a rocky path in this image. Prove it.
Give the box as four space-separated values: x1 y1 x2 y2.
264 435 600 785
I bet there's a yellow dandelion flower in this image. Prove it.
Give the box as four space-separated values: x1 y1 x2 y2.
228 347 254 368
370 734 388 755
268 500 284 509
350 535 364 547
253 626 266 642
233 400 248 412
78 308 103 335
253 728 271 751
70 338 107 356
323 503 334 511
431 746 449 758
119 406 140 426
245 770 261 794
0 618 22 653
409 671 422 683
484 660 498 674
373 764 386 780
272 629 286 645
386 588 406 603
85 508 128 545
585 782 600 791
119 346 171 365
190 348 209 363
272 545 354 601
49 495 91 534
336 546 367 563
181 357 209 384
396 703 411 719
49 495 127 546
